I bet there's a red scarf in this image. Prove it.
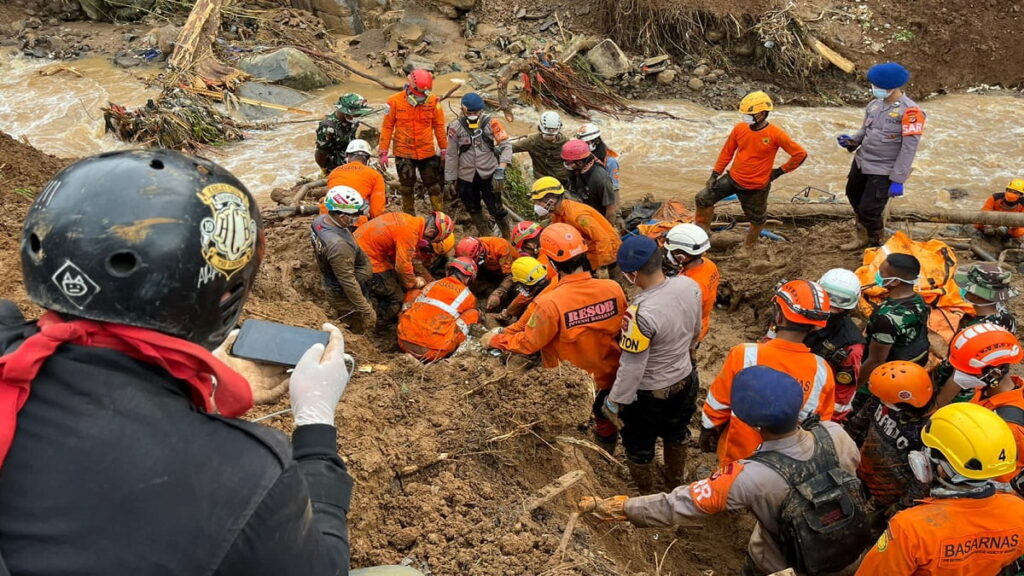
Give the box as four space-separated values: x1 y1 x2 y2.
0 312 253 467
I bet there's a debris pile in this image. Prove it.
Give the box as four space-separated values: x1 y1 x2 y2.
102 88 245 153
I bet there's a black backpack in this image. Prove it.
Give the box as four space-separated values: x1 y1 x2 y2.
750 422 874 575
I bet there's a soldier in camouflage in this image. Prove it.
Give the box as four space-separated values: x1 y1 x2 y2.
315 93 373 173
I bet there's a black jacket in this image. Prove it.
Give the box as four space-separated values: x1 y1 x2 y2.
0 302 352 575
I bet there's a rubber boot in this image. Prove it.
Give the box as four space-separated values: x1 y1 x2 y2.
867 228 886 247
399 185 416 215
625 460 655 493
662 442 688 489
428 186 444 212
839 224 868 251
470 212 492 236
734 223 762 258
694 206 714 234
496 216 512 241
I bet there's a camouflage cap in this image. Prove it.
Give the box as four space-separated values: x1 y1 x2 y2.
954 263 1019 303
335 93 371 116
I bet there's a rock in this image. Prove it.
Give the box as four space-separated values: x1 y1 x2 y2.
388 20 424 44
236 82 310 121
505 40 525 54
711 68 725 76
238 48 332 91
439 0 475 9
706 30 724 43
734 44 754 56
692 64 710 77
469 71 495 88
78 0 155 22
123 32 136 43
585 39 630 77
641 54 670 74
146 24 179 55
656 69 677 85
688 77 705 91
47 18 60 26
404 53 436 72
310 0 364 35
484 58 500 69
113 52 141 68
24 17 42 29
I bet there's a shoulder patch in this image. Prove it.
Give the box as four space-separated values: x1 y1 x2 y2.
619 304 651 354
875 527 893 552
690 462 745 514
902 107 924 136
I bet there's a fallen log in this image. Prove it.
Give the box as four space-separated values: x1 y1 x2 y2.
716 202 1024 228
806 36 855 74
521 470 585 515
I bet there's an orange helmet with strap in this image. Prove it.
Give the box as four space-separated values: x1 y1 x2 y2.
511 221 543 250
428 211 454 242
948 323 1022 376
540 223 587 262
773 280 831 328
455 237 487 265
868 361 933 408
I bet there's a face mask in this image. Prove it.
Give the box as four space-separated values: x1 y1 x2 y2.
533 204 550 217
871 86 891 99
874 271 886 287
741 113 757 124
587 141 597 151
624 272 638 286
953 369 987 390
540 133 557 142
908 449 933 484
564 162 578 173
417 238 431 249
407 94 427 107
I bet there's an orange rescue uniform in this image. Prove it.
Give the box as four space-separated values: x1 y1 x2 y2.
478 237 517 275
379 92 447 160
702 339 836 465
503 276 559 336
490 271 625 390
972 377 1024 483
713 123 807 190
856 492 1024 576
397 275 479 362
354 212 424 289
975 193 1024 238
551 199 622 270
326 161 388 224
682 257 720 341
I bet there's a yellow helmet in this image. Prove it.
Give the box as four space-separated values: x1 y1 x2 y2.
432 233 455 255
510 257 548 286
530 177 565 201
1006 179 1024 195
921 403 1017 480
738 91 774 115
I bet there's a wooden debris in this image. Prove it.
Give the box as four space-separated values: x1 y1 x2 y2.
555 512 579 560
398 453 450 477
102 88 245 153
716 202 1024 228
806 36 855 74
291 46 403 91
169 0 247 89
486 420 541 443
521 470 586 514
38 64 83 78
555 436 626 470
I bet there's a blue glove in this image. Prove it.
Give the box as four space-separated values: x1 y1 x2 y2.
889 182 904 197
493 167 506 181
603 396 619 415
837 134 857 152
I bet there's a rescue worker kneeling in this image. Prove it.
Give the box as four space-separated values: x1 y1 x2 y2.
857 403 1024 575
397 257 480 363
495 256 558 330
581 367 871 576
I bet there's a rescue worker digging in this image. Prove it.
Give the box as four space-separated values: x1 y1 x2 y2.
602 235 703 491
315 92 374 173
378 69 447 214
479 224 626 452
975 179 1024 245
837 62 925 249
512 110 569 186
662 223 719 342
325 139 387 224
581 367 872 576
857 403 1024 575
311 186 376 333
511 220 544 259
445 92 514 239
454 235 517 312
354 210 454 324
397 257 480 363
700 280 837 465
530 177 622 278
493 256 558 331
561 139 619 229
696 90 807 257
805 268 866 421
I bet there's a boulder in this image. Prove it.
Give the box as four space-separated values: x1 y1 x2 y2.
439 0 475 9
404 53 436 72
294 0 364 35
79 0 155 21
388 20 424 44
238 48 332 91
236 82 311 120
692 64 710 77
656 69 677 85
145 24 180 56
469 71 495 88
585 39 630 77
688 77 705 91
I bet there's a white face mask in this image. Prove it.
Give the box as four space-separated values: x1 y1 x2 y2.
587 141 598 151
908 449 933 484
870 85 892 99
624 272 638 286
533 204 550 217
953 370 987 390
741 113 757 124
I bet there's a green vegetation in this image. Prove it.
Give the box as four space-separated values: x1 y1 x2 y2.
893 30 916 42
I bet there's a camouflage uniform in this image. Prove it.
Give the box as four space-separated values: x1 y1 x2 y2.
865 294 930 366
316 114 360 173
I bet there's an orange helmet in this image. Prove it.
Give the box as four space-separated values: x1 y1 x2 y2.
540 223 587 262
868 361 933 408
455 236 486 265
948 323 1022 375
511 220 543 250
428 211 454 241
773 280 831 328
447 256 478 281
407 69 433 97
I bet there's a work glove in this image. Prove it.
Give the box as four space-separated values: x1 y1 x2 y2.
601 396 624 430
705 171 721 190
290 323 351 428
361 307 378 333
698 426 721 454
888 181 904 197
493 167 506 194
479 327 502 349
836 134 857 152
444 180 457 197
213 330 290 405
485 291 503 312
770 167 785 182
578 495 629 522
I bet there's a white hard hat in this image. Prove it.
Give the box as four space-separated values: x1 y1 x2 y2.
538 111 563 134
576 123 601 142
346 139 373 156
817 268 862 310
664 223 710 258
324 185 367 215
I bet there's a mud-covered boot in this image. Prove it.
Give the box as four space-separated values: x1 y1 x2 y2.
625 460 655 493
399 185 416 214
694 206 715 234
662 442 689 489
734 223 763 258
594 434 617 457
470 212 493 236
867 228 886 247
839 224 869 251
428 193 444 213
496 216 512 241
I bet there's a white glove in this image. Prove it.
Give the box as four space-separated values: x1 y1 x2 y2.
290 323 351 427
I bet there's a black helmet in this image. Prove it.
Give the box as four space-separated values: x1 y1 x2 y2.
21 149 264 349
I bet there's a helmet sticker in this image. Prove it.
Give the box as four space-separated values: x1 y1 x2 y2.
50 260 101 309
197 183 258 281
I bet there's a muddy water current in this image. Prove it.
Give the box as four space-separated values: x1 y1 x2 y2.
2 52 1022 212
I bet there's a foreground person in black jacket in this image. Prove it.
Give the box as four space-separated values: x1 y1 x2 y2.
0 150 410 576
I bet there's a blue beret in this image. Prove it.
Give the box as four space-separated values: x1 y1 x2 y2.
617 235 658 273
732 366 804 431
867 62 910 90
461 92 485 111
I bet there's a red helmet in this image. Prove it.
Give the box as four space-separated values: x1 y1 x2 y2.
447 256 478 281
511 221 542 250
773 280 831 328
560 139 591 162
455 237 487 265
407 69 433 97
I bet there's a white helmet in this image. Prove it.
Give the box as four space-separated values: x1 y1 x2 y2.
324 185 367 215
576 123 601 142
817 268 862 310
346 139 373 156
664 223 710 263
538 111 563 135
